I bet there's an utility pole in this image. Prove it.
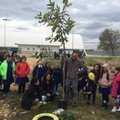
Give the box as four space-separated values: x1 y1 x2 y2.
72 28 74 50
3 18 7 50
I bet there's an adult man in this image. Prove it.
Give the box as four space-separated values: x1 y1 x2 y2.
64 50 87 107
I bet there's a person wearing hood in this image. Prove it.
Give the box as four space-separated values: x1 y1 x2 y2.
98 63 113 109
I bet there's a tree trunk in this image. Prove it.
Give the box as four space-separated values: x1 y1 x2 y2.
62 42 66 100
111 49 115 56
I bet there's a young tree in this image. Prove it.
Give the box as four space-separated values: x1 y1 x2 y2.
35 0 75 49
35 0 75 99
98 29 120 56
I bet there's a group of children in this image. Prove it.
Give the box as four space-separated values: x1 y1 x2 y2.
21 59 62 110
0 51 62 110
77 62 120 112
0 51 120 112
0 54 30 96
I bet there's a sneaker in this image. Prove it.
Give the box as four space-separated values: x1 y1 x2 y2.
117 107 120 112
42 101 47 105
39 101 43 104
3 93 7 97
111 106 117 112
7 92 10 96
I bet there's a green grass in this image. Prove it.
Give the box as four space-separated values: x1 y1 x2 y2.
1 90 120 120
0 56 120 120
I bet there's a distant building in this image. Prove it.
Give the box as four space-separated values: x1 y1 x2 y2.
15 34 85 55
15 43 60 54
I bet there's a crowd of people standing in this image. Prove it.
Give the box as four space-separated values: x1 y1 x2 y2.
0 50 120 112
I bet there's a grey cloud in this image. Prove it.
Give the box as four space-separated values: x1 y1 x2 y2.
22 7 37 13
0 0 46 19
0 0 120 49
75 22 110 30
83 22 110 30
70 0 120 24
16 26 29 30
80 29 101 40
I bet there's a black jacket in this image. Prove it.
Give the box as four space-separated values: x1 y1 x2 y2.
21 84 41 110
41 78 55 95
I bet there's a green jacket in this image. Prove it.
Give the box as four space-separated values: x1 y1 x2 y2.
0 60 15 80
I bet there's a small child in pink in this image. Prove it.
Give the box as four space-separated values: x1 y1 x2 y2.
111 67 120 112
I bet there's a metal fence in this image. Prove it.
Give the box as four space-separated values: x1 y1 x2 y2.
86 50 120 56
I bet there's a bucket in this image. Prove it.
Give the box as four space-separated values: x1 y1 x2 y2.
32 113 59 120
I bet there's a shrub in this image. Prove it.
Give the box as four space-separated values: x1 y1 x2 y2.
58 111 74 120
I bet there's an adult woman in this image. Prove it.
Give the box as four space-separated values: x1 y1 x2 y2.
41 72 56 102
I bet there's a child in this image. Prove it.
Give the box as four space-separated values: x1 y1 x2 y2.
87 64 101 104
44 62 53 75
15 56 30 93
11 51 21 86
11 51 21 65
98 63 113 109
41 72 57 102
53 64 62 92
0 51 6 91
32 58 45 83
0 54 15 96
83 72 95 104
111 66 120 112
77 68 88 100
21 78 42 110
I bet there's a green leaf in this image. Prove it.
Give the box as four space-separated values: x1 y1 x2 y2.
35 0 75 49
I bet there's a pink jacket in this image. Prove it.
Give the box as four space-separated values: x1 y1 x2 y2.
111 73 120 97
98 72 113 88
98 63 113 88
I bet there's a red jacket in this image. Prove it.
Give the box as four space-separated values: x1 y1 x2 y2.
111 73 120 97
15 62 30 78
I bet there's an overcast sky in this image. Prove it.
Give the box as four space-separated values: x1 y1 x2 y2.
0 0 120 50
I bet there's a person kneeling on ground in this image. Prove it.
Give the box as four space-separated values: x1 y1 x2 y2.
21 78 42 110
41 72 57 102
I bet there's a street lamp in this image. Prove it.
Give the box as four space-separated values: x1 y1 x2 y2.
3 18 7 50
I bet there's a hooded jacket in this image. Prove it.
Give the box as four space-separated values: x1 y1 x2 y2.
98 63 113 88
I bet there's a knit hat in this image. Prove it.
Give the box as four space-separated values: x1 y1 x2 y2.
115 66 120 71
102 63 109 70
